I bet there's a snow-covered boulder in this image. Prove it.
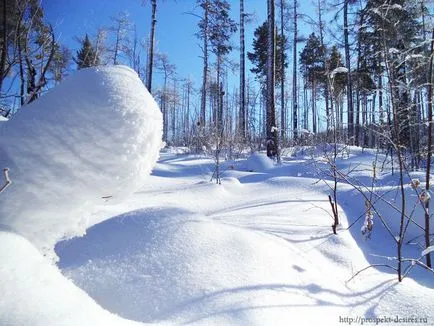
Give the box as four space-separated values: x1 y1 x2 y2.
0 65 162 261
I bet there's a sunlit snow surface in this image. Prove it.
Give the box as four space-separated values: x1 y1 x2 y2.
55 150 433 325
0 69 433 326
0 65 162 261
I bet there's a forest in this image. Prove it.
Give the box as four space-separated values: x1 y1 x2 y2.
1 0 432 164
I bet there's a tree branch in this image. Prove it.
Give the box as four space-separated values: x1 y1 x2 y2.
0 168 11 194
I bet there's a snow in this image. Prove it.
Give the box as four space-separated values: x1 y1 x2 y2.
0 65 163 261
1 147 434 325
0 115 7 121
238 152 274 172
52 151 434 325
0 230 144 326
330 67 348 78
422 245 434 257
0 69 433 325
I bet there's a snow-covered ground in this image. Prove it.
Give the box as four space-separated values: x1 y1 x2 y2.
0 66 433 325
52 150 433 325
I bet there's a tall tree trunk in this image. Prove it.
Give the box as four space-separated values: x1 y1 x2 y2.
280 0 286 141
266 0 278 159
0 0 7 95
424 28 434 268
379 73 384 124
146 0 157 93
162 72 168 141
217 54 223 135
18 39 25 106
239 0 246 139
186 80 191 140
113 23 121 65
344 0 354 143
292 0 298 140
317 0 329 135
312 79 317 134
200 3 209 127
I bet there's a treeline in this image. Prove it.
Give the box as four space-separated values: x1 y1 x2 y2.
1 0 434 165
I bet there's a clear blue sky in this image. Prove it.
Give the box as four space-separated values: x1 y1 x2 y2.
44 0 317 91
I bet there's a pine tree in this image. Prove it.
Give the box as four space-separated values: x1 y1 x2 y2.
75 34 99 69
248 22 287 85
326 46 347 141
300 33 326 134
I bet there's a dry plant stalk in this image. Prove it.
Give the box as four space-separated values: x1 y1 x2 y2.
0 168 11 194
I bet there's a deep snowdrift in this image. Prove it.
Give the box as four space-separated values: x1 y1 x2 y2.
0 65 162 260
0 230 145 326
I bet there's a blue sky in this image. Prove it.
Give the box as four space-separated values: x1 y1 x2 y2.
44 1 317 91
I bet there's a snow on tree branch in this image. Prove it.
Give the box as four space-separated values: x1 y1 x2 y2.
330 67 348 78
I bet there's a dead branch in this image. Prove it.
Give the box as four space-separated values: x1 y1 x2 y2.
0 168 11 194
346 264 398 283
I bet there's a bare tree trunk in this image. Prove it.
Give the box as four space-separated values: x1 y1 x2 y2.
344 0 354 143
200 3 209 127
146 0 157 93
379 73 384 124
239 0 246 139
266 0 279 160
18 36 25 106
424 28 434 268
317 0 329 135
292 0 298 140
113 23 121 65
280 0 285 141
0 0 7 94
313 79 317 134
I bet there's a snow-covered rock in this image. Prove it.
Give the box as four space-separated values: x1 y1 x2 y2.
0 65 163 261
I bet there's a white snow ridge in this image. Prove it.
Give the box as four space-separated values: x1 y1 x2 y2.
0 65 163 261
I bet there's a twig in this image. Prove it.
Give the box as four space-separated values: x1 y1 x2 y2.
0 168 12 194
346 264 398 283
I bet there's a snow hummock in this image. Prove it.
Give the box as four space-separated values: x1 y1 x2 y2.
0 230 144 326
0 65 163 261
239 152 274 172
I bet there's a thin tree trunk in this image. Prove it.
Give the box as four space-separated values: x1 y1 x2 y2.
317 0 329 136
239 0 246 139
280 0 285 141
18 39 25 106
312 79 317 134
424 28 434 268
292 0 298 140
344 0 354 143
200 3 209 127
0 0 7 94
146 0 157 93
266 0 278 159
379 73 384 124
113 23 121 65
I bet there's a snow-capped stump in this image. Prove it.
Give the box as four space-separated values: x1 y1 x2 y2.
0 65 163 261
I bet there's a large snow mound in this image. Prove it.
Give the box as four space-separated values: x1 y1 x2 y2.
0 230 145 326
0 65 163 261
